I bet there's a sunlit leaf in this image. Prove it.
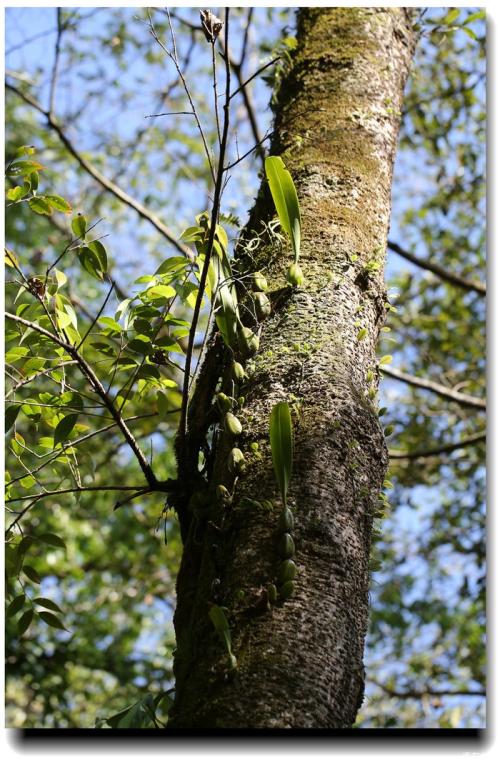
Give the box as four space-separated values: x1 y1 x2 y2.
53 413 79 446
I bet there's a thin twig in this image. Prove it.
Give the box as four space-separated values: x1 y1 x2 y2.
389 430 485 460
388 240 486 296
382 366 486 410
148 10 216 183
5 81 194 260
178 9 232 450
370 678 486 699
6 360 78 396
48 7 63 120
211 39 222 149
228 56 281 101
224 129 273 171
76 280 115 350
6 484 153 504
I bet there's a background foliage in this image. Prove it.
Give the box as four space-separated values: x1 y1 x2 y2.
4 7 485 729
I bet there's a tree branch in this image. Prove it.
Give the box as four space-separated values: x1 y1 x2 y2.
388 240 486 296
6 484 154 504
5 81 194 261
371 679 486 699
48 7 63 120
382 366 486 410
178 11 232 450
389 430 486 460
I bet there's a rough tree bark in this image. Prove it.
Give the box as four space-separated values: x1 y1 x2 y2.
169 7 416 729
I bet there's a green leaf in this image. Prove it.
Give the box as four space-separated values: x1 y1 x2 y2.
378 355 393 365
7 159 44 176
5 404 21 432
463 10 485 24
17 608 34 635
462 26 478 40
71 214 87 239
443 8 460 26
155 256 188 275
54 413 79 446
56 309 73 329
39 611 69 631
98 316 122 334
38 533 66 549
7 594 26 618
7 185 26 202
15 145 36 156
179 225 204 242
6 346 29 363
269 401 294 508
87 240 108 273
28 196 53 216
208 604 232 656
54 268 68 288
78 246 105 280
265 155 301 262
5 249 19 268
44 194 72 213
22 565 41 584
156 391 170 417
20 475 36 489
145 284 176 300
33 597 63 613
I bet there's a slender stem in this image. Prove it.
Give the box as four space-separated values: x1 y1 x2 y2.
211 40 222 149
389 430 485 460
5 82 193 260
6 484 153 504
383 366 486 410
48 7 63 120
76 280 115 350
388 240 486 296
6 360 78 395
224 129 273 171
229 56 281 101
370 678 486 699
148 13 216 183
178 10 232 451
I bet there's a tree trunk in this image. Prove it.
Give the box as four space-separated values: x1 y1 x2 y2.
169 7 416 729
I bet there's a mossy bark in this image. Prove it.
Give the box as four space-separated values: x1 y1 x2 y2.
169 7 416 729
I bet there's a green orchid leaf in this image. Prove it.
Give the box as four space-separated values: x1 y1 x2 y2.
265 156 301 263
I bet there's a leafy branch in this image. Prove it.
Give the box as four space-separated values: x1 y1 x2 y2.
5 311 159 489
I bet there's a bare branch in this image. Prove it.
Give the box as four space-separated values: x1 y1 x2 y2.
389 430 486 460
229 56 281 101
48 8 63 119
224 129 273 171
382 366 486 410
76 280 115 350
148 11 216 183
6 360 78 396
178 9 232 449
6 484 154 504
370 679 486 699
388 240 486 296
5 81 194 261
